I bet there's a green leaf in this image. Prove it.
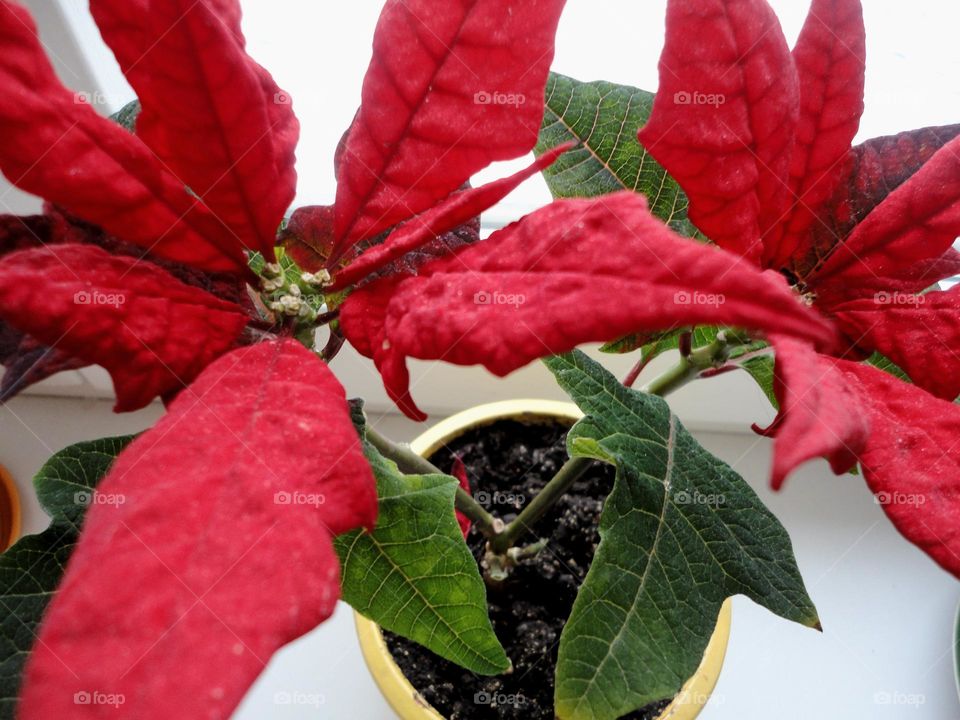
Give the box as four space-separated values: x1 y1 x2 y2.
536 72 697 237
544 351 818 720
109 99 140 133
335 418 509 675
0 436 133 719
866 352 911 383
742 354 778 410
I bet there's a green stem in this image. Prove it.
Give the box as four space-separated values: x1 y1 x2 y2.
493 333 743 554
489 454 592 553
365 425 500 539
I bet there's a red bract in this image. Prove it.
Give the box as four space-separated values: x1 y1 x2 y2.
0 2 246 272
451 457 473 539
0 244 249 411
332 0 567 255
759 336 870 491
19 340 377 720
638 0 801 263
765 0 866 269
331 145 571 290
341 192 836 419
640 0 960 574
331 0 842 420
844 362 960 577
90 0 297 259
0 0 303 408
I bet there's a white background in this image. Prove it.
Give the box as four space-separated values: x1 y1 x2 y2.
3 1 960 718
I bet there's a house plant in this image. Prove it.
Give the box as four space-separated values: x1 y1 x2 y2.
0 0 957 719
351 398 734 720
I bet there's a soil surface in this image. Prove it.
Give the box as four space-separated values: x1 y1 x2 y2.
384 419 672 720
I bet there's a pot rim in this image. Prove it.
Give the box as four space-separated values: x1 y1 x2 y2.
0 463 21 551
356 399 732 720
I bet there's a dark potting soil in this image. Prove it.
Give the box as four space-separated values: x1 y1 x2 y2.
383 419 672 720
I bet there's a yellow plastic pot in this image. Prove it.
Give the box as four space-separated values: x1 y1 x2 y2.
0 463 21 551
356 400 732 720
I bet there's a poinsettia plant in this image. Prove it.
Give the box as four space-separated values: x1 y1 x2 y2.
0 0 957 718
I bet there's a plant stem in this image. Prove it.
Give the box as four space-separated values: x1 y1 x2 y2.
489 454 592 553
364 425 501 539
493 333 743 554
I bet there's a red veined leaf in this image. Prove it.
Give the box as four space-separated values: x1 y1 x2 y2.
758 336 870 490
361 218 482 289
90 0 298 259
0 328 87 403
0 244 249 411
332 144 571 289
334 116 356 181
0 2 244 273
341 192 838 419
285 188 482 281
865 248 960 298
280 205 336 273
197 0 300 197
828 286 960 401
207 0 243 41
19 340 377 719
794 125 960 281
765 0 865 269
843 361 960 578
808 134 960 297
451 456 472 539
637 0 799 263
332 0 566 255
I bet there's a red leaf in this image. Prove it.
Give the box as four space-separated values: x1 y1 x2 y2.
829 287 960 401
764 0 865 269
90 0 298 259
332 0 566 254
0 2 245 273
0 245 249 411
759 336 870 489
19 340 377 719
798 127 960 285
637 0 799 263
333 144 571 289
199 0 299 190
843 361 960 577
451 456 472 539
341 192 837 419
279 206 336 273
